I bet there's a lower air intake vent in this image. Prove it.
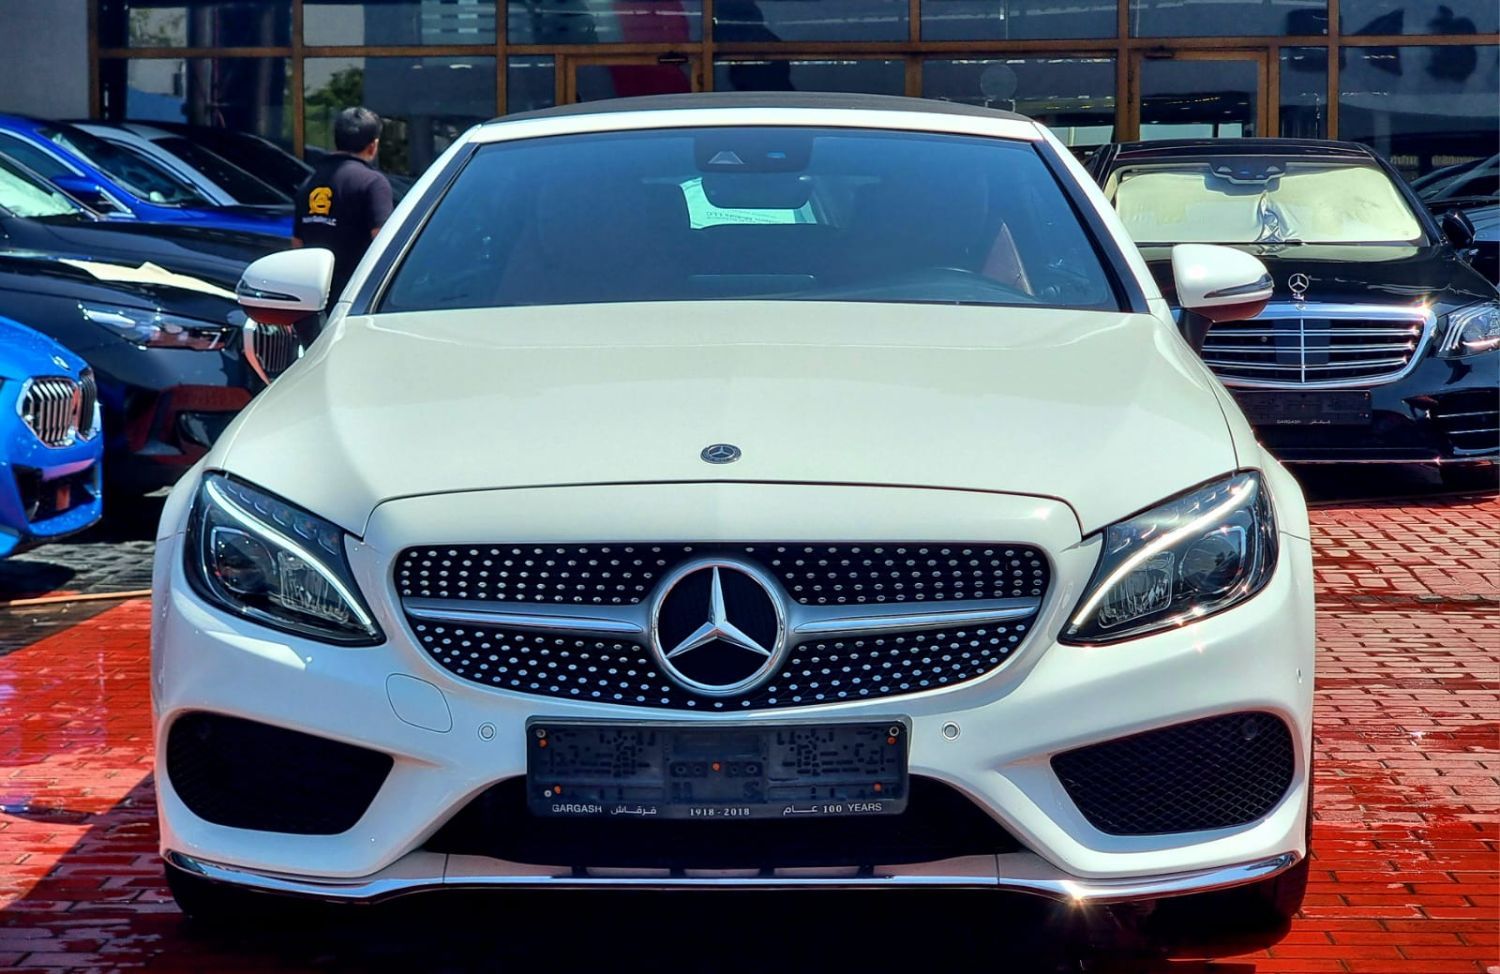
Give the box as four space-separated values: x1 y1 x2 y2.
1052 712 1294 836
166 713 392 835
1430 390 1499 456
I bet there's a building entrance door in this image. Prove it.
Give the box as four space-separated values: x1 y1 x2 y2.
563 54 702 104
1129 50 1269 141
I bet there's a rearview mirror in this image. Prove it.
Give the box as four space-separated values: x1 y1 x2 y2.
1172 244 1273 324
235 248 335 327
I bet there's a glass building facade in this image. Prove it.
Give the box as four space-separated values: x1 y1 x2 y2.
93 0 1498 178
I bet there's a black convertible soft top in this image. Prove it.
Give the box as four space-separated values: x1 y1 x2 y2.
491 91 1031 126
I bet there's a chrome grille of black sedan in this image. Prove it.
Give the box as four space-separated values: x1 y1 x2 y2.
19 375 85 447
1201 304 1431 388
399 543 1049 711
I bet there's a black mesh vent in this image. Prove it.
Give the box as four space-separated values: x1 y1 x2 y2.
166 713 393 835
427 776 1020 869
1051 712 1294 836
410 617 1031 712
396 543 1046 606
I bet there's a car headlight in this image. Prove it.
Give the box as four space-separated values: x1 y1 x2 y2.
80 302 232 351
1439 302 1500 357
186 474 382 645
1063 472 1277 644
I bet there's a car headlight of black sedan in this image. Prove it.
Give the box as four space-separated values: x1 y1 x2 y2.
1439 301 1500 357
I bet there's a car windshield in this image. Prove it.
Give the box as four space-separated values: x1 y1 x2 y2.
42 125 211 207
1107 159 1426 245
380 127 1120 313
0 155 85 219
157 136 289 205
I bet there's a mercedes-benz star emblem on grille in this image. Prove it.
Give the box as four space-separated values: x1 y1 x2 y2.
649 560 787 697
700 443 741 464
1287 273 1311 302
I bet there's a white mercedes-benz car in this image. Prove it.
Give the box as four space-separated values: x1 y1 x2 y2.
152 94 1315 940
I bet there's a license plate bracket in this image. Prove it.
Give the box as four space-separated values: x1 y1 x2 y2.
1233 390 1373 426
526 719 909 820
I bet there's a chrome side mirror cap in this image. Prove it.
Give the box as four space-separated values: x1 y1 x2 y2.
235 249 335 327
1172 244 1274 323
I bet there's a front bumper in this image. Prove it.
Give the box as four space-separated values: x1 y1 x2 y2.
152 481 1316 902
1233 352 1499 464
90 345 254 493
0 392 102 558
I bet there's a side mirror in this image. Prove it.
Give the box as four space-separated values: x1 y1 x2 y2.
1172 243 1274 324
51 174 117 211
1440 208 1477 249
235 248 335 327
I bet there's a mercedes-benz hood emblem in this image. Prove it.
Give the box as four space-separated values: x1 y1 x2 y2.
649 560 787 697
700 443 741 464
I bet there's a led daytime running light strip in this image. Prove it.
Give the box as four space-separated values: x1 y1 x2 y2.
1068 478 1255 632
203 478 375 632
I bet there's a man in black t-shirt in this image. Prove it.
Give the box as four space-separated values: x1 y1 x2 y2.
293 107 395 314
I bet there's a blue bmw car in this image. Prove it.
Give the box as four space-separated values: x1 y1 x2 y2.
0 317 104 557
0 115 290 239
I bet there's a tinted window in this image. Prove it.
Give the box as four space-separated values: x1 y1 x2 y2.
922 0 1115 40
922 58 1116 149
157 136 289 204
1107 159 1425 245
0 134 74 180
43 125 211 206
1339 46 1500 179
1129 0 1327 36
381 127 1119 313
508 0 701 42
307 0 499 45
97 0 293 47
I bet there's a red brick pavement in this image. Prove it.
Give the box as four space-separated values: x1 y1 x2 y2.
0 495 1495 972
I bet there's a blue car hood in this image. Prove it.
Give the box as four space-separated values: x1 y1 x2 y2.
0 315 86 381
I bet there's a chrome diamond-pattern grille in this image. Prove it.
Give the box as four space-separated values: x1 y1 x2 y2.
19 376 83 447
401 541 1049 711
1201 304 1430 388
1052 712 1294 835
395 543 1046 605
410 617 1032 712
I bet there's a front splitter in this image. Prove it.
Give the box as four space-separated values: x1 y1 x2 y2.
165 848 1298 906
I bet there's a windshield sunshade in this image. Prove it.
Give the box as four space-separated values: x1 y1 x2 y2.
1109 160 1425 245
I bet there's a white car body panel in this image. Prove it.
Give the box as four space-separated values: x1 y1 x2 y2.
216 302 1236 536
153 99 1315 907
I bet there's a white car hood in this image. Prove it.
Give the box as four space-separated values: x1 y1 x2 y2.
218 301 1237 536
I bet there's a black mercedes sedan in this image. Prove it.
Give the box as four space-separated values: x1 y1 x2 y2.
0 155 283 496
1089 139 1499 488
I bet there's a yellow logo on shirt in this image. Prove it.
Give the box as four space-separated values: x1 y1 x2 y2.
308 186 333 216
